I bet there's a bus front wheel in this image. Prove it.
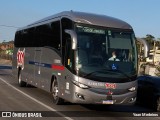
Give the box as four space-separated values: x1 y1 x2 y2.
51 79 64 105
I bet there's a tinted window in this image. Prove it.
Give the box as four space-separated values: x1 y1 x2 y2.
61 18 73 64
14 21 61 50
14 31 22 47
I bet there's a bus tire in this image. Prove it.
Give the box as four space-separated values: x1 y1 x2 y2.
18 69 26 87
51 79 64 105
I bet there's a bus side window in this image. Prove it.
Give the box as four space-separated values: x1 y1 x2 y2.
61 18 73 65
15 31 23 47
51 21 61 50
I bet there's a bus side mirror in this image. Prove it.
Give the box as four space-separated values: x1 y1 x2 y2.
137 38 149 58
65 29 77 50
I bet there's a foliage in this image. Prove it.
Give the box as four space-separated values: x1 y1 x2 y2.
143 34 155 48
155 65 160 77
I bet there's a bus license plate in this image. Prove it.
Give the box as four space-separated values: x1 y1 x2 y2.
102 100 114 104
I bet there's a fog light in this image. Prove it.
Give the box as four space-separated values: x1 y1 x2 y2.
75 92 85 100
129 97 136 103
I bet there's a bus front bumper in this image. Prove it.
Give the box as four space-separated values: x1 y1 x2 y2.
69 84 137 105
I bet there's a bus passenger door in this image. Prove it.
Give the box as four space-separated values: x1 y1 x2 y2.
34 47 42 87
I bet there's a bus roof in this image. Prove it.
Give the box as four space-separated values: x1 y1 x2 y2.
18 11 133 30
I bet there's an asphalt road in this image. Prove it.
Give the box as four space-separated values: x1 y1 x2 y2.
0 65 159 120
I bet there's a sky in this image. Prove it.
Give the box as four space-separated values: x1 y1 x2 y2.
0 0 160 42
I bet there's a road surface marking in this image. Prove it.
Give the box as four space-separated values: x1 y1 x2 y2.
0 77 73 120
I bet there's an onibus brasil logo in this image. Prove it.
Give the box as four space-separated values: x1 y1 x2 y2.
17 48 25 70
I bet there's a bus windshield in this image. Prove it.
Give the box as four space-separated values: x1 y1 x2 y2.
75 25 137 82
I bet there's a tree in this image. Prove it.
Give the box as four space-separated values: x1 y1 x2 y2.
144 34 154 47
155 66 160 76
157 38 160 46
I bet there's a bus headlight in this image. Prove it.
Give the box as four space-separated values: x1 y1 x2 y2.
128 87 136 92
73 81 89 89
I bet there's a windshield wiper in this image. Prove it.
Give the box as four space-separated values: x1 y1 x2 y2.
111 69 132 81
83 68 132 81
83 69 112 78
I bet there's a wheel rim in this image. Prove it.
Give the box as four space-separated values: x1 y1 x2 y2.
18 73 21 84
52 81 58 100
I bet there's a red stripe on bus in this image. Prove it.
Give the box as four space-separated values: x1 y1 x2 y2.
52 65 65 71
